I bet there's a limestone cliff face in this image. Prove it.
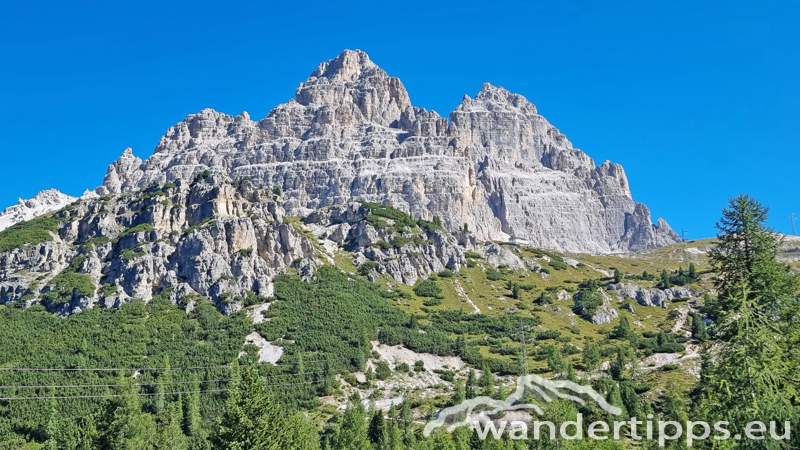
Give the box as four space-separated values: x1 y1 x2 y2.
0 177 321 316
95 49 678 253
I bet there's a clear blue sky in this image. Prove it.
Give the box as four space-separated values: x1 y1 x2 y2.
1 0 798 239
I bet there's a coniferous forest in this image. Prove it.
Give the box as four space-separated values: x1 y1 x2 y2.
0 195 795 449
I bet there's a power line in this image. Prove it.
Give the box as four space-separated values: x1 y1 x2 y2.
0 345 468 399
0 369 365 401
0 389 231 401
0 378 236 390
0 364 370 390
0 343 459 373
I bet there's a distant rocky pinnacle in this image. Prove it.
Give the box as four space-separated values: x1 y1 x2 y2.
0 189 78 232
24 49 679 253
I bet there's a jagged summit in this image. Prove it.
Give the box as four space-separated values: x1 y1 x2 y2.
88 49 678 253
306 49 382 83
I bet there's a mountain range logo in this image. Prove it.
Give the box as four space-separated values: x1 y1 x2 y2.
423 374 623 437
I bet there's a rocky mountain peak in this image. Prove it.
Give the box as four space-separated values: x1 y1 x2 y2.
71 50 679 253
295 49 412 127
307 49 381 83
455 82 538 115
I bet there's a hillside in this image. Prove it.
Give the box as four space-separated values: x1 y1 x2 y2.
0 172 722 446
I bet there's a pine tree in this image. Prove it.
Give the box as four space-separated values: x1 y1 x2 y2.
545 345 564 374
479 363 494 397
339 403 371 450
452 378 466 405
375 361 391 380
688 262 697 279
294 354 305 374
98 379 158 449
399 401 415 448
154 355 171 415
182 378 202 439
582 339 601 373
609 348 628 381
658 269 672 289
156 401 188 450
612 316 631 339
367 411 388 450
614 268 622 284
689 312 708 341
620 381 644 420
605 384 629 422
700 195 800 448
465 369 477 399
218 366 314 450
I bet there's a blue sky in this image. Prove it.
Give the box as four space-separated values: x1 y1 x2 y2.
1 0 798 239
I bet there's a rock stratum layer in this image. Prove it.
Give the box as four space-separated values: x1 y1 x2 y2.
95 49 678 254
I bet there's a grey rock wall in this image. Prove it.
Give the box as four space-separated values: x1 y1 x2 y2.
94 49 678 254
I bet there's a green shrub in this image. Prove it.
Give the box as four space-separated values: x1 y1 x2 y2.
237 248 253 257
84 236 110 250
358 261 379 276
376 361 391 380
98 283 118 297
548 259 568 271
359 203 416 230
118 223 153 239
438 269 454 278
414 280 442 298
393 235 409 248
574 285 603 318
535 292 553 305
417 216 443 234
423 298 442 307
163 181 177 189
464 251 482 259
0 217 59 253
485 268 504 281
466 259 477 268
42 256 95 306
139 190 165 201
121 248 145 260
365 214 389 229
370 240 392 250
437 370 455 382
396 362 410 373
194 170 211 182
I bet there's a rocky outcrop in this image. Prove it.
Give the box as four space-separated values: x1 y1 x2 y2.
0 176 320 316
610 283 696 308
92 49 679 254
574 288 619 325
303 203 466 285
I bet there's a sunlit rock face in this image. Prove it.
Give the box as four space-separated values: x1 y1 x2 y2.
95 49 678 253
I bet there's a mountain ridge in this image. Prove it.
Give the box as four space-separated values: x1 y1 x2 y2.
92 49 678 254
